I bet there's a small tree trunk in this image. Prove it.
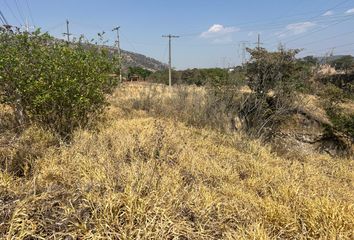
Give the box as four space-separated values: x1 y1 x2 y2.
12 93 26 130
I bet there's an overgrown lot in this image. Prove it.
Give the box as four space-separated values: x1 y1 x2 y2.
0 83 353 239
0 31 353 239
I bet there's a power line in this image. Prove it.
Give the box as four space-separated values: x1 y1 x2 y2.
14 0 26 25
178 3 354 38
0 12 5 25
265 16 350 46
44 21 66 32
0 9 9 25
279 14 354 48
302 42 354 55
178 15 352 41
300 29 354 48
3 0 21 25
120 32 138 53
325 47 354 55
25 0 35 26
263 0 353 43
70 21 109 31
264 13 354 49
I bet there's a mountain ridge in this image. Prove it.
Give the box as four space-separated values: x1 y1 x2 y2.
121 49 168 72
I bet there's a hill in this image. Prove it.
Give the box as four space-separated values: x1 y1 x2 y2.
121 49 168 72
55 37 168 72
103 45 167 72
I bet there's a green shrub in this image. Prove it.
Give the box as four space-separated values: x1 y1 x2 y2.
232 48 307 137
128 67 152 80
329 55 354 73
0 30 119 138
245 47 303 95
327 110 354 138
321 84 354 138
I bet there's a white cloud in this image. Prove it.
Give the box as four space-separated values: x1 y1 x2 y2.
286 21 316 35
200 24 239 38
345 8 354 14
322 11 333 16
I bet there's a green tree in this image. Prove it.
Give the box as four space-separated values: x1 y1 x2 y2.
0 30 119 138
245 47 302 95
235 48 307 137
128 67 152 80
303 55 318 66
330 55 354 74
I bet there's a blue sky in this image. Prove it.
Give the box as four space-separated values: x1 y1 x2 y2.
1 0 354 69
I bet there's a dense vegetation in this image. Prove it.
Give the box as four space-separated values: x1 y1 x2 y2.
146 49 353 141
127 66 152 80
0 30 119 138
329 55 354 73
147 67 245 86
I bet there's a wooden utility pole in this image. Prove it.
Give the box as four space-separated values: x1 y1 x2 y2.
112 26 122 82
239 41 249 65
63 19 72 42
162 34 179 87
255 33 263 50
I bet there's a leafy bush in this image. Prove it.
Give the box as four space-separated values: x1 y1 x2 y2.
232 48 308 137
321 84 354 138
318 73 354 98
246 47 304 95
302 55 319 66
329 55 354 73
0 30 119 138
127 66 152 80
147 70 170 84
327 110 354 138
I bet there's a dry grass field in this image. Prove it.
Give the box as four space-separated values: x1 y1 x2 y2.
1 83 353 239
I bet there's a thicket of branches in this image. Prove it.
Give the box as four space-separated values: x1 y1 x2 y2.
200 47 312 138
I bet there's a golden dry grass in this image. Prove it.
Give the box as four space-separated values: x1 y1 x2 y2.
0 83 353 239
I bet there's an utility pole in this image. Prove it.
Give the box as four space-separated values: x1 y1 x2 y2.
254 33 263 50
112 26 122 83
63 19 72 42
23 18 34 33
25 18 29 32
239 41 250 65
277 41 285 50
162 34 179 87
